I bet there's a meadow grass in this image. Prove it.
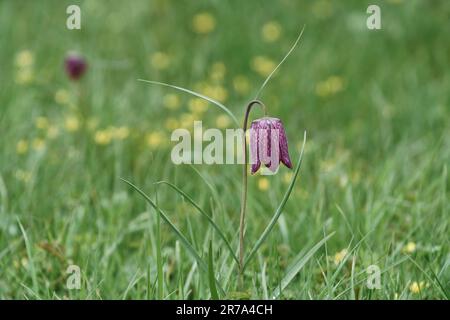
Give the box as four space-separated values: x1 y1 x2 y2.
0 0 448 299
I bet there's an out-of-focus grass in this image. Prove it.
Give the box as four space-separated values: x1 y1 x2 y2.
0 0 448 299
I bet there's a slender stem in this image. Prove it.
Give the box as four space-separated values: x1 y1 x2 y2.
239 100 267 281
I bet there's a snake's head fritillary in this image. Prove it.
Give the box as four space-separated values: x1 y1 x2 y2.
249 117 292 174
65 52 87 80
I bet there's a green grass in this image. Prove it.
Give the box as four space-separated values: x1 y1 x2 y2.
0 0 449 299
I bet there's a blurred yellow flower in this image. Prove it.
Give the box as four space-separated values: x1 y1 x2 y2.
55 89 70 105
315 76 345 97
165 118 180 131
210 62 226 82
163 93 181 110
262 21 282 42
251 56 276 77
32 138 46 151
216 114 231 129
258 177 270 191
47 126 60 139
151 52 170 70
15 169 32 183
403 241 417 254
111 126 130 140
180 113 196 128
312 0 333 19
94 129 113 145
16 140 28 154
15 50 34 68
15 68 33 85
192 12 216 34
189 98 208 114
202 85 228 102
65 116 80 132
409 281 426 294
333 249 348 265
147 131 165 148
282 172 293 184
35 117 49 130
233 75 251 95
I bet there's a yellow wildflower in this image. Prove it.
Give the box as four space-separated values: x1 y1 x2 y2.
189 98 208 114
151 52 170 70
165 118 180 131
147 131 165 148
216 114 231 129
315 76 344 97
192 12 216 34
15 68 33 85
15 50 34 68
16 140 29 154
210 62 226 82
233 75 250 95
55 89 70 105
47 126 60 139
312 0 333 19
180 113 196 128
65 116 80 132
94 129 113 145
32 138 45 151
262 21 282 42
409 281 426 294
202 85 227 102
282 172 293 184
163 93 180 110
251 56 276 77
333 249 348 265
15 170 32 183
403 241 417 254
258 177 270 191
35 117 49 130
112 126 130 140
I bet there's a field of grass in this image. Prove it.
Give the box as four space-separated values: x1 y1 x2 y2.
0 0 448 299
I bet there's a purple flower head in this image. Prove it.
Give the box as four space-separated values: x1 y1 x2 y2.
249 117 292 174
64 52 87 80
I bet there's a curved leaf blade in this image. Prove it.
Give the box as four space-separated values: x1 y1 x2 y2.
138 79 239 126
244 131 307 269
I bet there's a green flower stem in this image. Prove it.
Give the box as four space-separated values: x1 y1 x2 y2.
239 100 267 280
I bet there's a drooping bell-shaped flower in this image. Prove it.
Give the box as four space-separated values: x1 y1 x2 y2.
249 117 292 174
65 52 87 80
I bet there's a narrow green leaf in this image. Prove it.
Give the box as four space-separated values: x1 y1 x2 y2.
272 232 335 298
244 131 307 269
121 178 225 296
156 180 239 265
138 79 239 126
208 241 219 300
155 199 164 299
255 25 305 99
17 217 38 294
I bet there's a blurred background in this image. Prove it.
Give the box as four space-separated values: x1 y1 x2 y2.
0 0 448 299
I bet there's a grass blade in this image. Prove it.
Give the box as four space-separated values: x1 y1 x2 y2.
17 217 38 294
272 232 335 298
121 178 225 296
244 131 307 269
155 194 164 299
156 180 239 264
208 241 220 299
254 25 305 99
138 79 239 125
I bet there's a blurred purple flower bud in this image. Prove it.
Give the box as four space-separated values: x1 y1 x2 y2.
65 52 87 80
249 117 292 174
